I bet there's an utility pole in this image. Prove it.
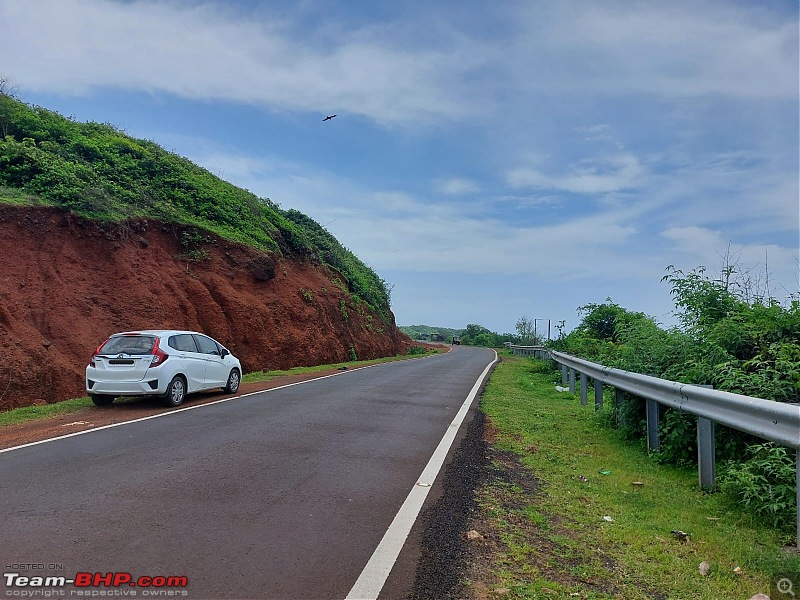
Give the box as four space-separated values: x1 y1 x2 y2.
534 318 551 342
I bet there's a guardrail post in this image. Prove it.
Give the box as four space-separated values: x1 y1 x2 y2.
561 365 568 385
580 373 588 406
697 418 715 490
646 399 660 451
594 379 603 410
614 388 625 427
569 368 576 394
696 385 716 491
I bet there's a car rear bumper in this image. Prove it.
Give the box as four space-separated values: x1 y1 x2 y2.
86 377 165 396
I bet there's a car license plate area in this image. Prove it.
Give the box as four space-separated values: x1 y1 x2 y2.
109 359 135 365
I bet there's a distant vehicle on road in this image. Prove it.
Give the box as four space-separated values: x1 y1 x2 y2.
452 336 461 345
86 330 241 407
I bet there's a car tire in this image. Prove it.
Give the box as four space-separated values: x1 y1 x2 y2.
224 369 241 394
90 394 115 406
163 376 186 407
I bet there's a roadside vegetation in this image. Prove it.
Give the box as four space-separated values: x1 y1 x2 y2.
0 92 391 317
470 352 798 598
549 265 799 534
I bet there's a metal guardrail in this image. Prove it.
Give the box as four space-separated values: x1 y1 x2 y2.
507 344 800 545
505 344 549 359
548 350 800 449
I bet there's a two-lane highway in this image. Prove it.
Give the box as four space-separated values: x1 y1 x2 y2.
1 346 496 599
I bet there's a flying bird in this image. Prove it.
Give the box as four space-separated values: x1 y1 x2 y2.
322 114 337 121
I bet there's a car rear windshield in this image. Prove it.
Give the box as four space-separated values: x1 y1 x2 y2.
100 335 157 355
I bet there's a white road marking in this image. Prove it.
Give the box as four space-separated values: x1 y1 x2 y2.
346 350 498 600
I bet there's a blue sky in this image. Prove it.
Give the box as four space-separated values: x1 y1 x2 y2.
2 0 798 334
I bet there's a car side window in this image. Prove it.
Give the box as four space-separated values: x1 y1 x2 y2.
169 334 199 353
193 335 220 355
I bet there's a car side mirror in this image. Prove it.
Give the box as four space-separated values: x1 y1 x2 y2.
220 349 229 357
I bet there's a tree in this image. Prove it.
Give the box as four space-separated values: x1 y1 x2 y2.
461 324 496 347
575 299 629 342
515 315 536 345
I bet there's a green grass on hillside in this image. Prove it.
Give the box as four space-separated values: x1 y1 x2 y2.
473 353 799 598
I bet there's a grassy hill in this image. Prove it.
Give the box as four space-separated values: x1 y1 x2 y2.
0 93 390 316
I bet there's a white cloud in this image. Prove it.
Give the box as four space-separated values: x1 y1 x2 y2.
492 194 562 208
512 2 798 100
0 0 487 126
506 153 645 194
2 0 795 131
435 178 480 195
641 154 799 240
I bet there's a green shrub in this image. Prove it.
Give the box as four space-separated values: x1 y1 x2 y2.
719 443 797 531
555 266 800 529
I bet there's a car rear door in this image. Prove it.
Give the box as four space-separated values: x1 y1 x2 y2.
167 334 206 392
193 334 229 389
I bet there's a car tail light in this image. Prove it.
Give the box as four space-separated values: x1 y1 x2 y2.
89 338 110 368
150 338 169 367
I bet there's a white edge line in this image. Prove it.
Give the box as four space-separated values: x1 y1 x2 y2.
345 350 498 600
0 353 444 454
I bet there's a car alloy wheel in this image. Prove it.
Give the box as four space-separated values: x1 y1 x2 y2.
225 369 240 394
164 376 186 407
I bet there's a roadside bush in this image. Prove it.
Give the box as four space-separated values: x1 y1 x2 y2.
718 443 797 532
553 265 800 528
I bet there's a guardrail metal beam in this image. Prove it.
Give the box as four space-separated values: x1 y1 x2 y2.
548 350 800 449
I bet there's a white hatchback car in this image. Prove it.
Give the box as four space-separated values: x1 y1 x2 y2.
86 330 242 407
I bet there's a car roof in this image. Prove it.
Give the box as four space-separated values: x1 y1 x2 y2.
110 330 207 337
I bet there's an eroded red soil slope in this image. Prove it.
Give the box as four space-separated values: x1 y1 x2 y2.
0 206 412 409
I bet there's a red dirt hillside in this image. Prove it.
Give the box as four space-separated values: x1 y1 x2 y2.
0 205 413 410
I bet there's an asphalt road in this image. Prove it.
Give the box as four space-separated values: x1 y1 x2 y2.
1 346 496 600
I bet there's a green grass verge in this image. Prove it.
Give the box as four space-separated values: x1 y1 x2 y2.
0 349 442 427
0 396 95 427
475 353 799 599
242 350 440 383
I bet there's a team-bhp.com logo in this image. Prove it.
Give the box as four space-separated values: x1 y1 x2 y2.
4 572 188 597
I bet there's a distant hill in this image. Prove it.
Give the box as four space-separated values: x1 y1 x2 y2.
0 93 389 315
400 324 463 342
